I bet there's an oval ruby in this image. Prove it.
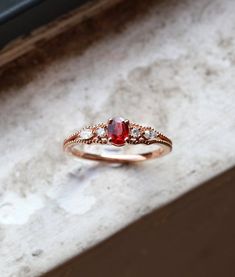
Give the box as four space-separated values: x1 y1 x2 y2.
107 117 129 146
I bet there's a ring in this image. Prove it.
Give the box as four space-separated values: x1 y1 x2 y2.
63 116 172 163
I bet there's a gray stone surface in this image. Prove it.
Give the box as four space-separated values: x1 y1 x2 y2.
0 0 235 276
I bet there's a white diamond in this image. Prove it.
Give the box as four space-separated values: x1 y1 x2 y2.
96 127 106 137
144 129 156 140
80 129 93 139
143 130 151 139
155 131 159 138
151 130 157 139
131 128 140 138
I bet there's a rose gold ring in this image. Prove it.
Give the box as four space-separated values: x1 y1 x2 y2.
63 116 172 163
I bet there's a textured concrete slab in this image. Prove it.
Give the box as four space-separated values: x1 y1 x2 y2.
0 0 235 276
44 167 235 277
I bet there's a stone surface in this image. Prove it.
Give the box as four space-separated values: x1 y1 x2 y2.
0 0 235 276
44 167 235 277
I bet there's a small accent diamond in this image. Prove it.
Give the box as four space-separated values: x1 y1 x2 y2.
155 131 159 138
80 129 93 139
131 128 140 138
96 127 106 138
144 129 156 140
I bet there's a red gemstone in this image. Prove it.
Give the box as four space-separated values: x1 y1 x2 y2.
107 117 129 146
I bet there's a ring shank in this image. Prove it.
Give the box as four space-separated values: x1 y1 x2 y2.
65 141 172 163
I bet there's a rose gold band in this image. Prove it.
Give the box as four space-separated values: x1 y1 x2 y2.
63 118 172 163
